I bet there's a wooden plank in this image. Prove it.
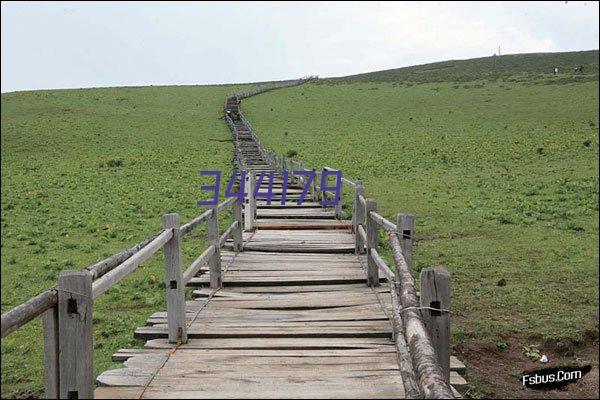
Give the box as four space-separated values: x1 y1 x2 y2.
450 371 467 389
257 208 335 219
135 325 392 339
142 337 395 350
193 283 387 295
451 356 466 374
254 219 352 229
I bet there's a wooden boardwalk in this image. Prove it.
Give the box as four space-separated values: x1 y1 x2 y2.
95 175 408 398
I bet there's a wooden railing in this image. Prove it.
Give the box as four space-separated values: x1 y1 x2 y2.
234 76 318 99
1 196 244 398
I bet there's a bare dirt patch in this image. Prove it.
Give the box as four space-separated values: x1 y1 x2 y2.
455 335 599 398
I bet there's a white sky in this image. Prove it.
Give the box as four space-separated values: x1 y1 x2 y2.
1 1 599 92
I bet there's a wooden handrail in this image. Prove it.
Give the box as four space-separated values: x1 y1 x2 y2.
180 209 212 236
389 232 454 398
1 290 57 338
92 229 173 299
369 211 397 232
1 231 162 338
369 248 395 282
219 220 238 247
183 245 216 285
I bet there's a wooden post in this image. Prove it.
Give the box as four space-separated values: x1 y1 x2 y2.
397 213 415 270
351 181 362 232
58 270 93 399
162 213 187 344
43 306 59 399
365 199 379 287
311 169 318 202
420 266 451 384
244 172 255 231
354 183 365 254
233 189 243 252
334 186 342 220
208 206 222 289
300 162 306 188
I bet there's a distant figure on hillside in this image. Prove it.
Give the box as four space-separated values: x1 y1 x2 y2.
574 65 584 73
553 67 559 75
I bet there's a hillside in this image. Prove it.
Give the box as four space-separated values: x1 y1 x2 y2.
324 49 599 83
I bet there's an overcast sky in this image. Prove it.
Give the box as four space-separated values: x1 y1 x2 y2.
1 1 598 92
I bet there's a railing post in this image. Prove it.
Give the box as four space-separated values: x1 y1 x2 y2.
300 162 306 187
233 189 243 252
354 183 365 253
162 213 187 344
311 169 318 202
334 186 343 220
365 198 379 287
244 172 255 231
420 266 451 384
43 306 59 399
397 213 415 270
58 270 93 399
208 206 222 289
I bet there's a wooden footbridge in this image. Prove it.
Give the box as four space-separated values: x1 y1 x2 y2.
1 77 465 399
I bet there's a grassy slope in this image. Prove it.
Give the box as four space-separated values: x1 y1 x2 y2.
327 50 599 83
242 58 599 349
1 85 241 398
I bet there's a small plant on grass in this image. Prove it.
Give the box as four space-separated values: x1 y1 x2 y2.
523 344 541 360
286 149 298 158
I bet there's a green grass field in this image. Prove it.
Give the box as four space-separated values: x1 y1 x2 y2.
242 61 599 346
0 85 243 398
1 51 598 398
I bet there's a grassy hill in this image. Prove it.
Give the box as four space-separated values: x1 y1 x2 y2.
0 85 244 398
1 50 598 398
325 49 598 84
243 51 599 397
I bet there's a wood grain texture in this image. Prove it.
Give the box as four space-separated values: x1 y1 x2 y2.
162 213 187 344
58 270 94 399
